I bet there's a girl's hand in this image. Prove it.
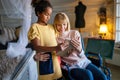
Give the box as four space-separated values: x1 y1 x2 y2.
34 53 50 61
71 38 82 52
56 42 69 52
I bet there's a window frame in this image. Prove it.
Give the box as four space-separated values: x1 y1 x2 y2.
115 0 120 42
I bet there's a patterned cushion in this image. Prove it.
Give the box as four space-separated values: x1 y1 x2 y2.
0 27 17 45
0 50 22 79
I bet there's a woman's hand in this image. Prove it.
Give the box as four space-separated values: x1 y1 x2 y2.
34 53 50 61
71 38 82 52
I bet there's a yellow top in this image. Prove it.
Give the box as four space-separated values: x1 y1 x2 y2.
28 23 62 80
28 23 57 46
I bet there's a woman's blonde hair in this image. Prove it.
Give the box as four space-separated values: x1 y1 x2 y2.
53 12 70 35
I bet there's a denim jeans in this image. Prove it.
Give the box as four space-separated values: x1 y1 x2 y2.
70 63 107 80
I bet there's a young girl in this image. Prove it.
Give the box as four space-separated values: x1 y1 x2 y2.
53 12 107 80
28 1 64 80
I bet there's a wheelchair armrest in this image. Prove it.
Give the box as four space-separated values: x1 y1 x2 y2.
101 66 111 80
61 61 71 76
86 52 112 80
61 61 74 80
86 52 103 67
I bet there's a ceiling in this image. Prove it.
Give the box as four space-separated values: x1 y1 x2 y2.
50 0 107 7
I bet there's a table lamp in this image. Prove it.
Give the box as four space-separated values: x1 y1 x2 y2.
99 24 108 39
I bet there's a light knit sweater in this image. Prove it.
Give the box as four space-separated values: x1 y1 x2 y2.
57 30 91 69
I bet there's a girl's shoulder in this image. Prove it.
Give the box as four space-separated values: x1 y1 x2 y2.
47 24 53 27
47 24 54 30
31 23 53 28
31 23 39 28
32 23 38 26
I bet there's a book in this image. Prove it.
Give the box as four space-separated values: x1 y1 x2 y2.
57 39 74 57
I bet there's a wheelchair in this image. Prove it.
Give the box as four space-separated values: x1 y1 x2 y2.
61 52 112 80
61 38 114 80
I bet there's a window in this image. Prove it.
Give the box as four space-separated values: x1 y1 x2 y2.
116 0 120 42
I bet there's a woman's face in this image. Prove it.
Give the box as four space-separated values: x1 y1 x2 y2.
38 7 52 24
56 22 67 33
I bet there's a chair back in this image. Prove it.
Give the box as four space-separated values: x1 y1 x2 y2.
85 38 115 59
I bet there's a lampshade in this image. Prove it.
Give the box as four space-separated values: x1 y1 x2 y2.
99 24 108 34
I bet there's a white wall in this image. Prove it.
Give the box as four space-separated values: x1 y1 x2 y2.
106 48 120 66
49 1 105 37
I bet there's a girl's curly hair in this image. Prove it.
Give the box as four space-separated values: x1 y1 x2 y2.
31 0 52 16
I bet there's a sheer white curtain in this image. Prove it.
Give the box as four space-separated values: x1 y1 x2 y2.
0 1 38 80
1 0 32 58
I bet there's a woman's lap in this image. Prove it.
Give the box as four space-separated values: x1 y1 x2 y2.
70 68 93 80
86 63 107 80
70 63 107 80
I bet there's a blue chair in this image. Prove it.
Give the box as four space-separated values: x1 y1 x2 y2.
85 38 115 59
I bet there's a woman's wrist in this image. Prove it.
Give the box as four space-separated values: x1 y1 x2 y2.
76 46 82 53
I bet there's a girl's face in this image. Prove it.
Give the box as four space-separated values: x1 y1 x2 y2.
56 22 67 34
38 7 52 24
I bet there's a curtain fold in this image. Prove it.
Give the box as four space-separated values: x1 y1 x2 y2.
0 0 32 58
0 1 38 80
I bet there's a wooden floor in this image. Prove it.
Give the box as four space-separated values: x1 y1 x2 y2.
106 63 120 80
